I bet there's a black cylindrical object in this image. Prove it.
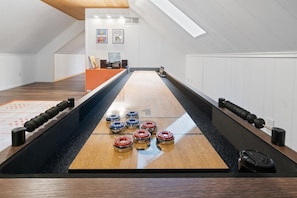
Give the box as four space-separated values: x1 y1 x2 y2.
57 101 69 111
45 107 59 118
271 127 286 146
68 98 75 108
24 120 37 132
247 114 257 124
11 127 26 146
39 112 50 122
240 110 250 120
218 98 225 108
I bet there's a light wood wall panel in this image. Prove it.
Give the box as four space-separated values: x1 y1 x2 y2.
42 0 129 20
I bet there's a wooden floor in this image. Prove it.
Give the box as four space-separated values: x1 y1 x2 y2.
0 73 86 105
1 177 297 198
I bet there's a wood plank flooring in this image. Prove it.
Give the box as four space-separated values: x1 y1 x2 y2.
0 73 86 105
1 177 297 197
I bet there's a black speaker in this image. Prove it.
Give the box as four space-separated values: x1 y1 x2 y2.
271 127 286 146
100 60 107 68
122 60 128 68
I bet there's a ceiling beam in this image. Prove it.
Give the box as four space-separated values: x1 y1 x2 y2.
41 0 129 20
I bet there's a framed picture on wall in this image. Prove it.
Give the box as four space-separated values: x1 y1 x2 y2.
96 29 108 43
112 29 124 44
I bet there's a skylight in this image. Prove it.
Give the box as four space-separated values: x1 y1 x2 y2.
150 0 206 38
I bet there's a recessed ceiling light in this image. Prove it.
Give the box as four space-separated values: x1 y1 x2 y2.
150 0 206 38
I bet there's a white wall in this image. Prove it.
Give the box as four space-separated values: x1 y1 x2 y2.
185 53 297 151
85 9 184 79
0 53 35 91
35 21 85 82
54 54 85 81
0 22 85 90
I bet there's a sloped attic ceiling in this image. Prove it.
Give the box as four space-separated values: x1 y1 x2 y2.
0 0 76 54
129 0 297 54
56 31 85 54
1 0 297 54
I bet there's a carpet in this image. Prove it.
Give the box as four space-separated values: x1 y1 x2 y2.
0 100 59 151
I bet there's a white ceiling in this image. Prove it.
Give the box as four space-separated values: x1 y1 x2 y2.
130 0 297 54
0 0 75 53
1 0 297 54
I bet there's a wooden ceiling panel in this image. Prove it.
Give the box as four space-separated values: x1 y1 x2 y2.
41 0 129 20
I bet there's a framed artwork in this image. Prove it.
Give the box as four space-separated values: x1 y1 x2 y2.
112 29 124 44
96 29 108 43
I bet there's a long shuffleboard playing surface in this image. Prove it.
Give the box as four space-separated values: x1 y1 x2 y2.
69 71 228 172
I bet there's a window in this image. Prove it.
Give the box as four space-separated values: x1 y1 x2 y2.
150 0 206 38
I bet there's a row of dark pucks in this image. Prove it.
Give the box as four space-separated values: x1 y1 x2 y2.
218 98 257 124
23 98 75 132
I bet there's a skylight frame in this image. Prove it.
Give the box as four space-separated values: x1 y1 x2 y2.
150 0 206 38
